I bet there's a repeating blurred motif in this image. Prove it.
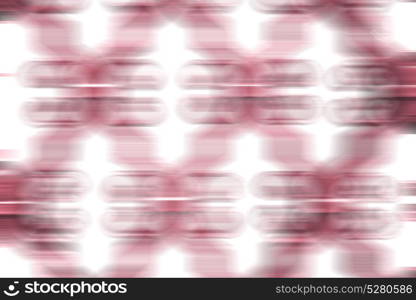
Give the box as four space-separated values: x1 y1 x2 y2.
1 0 416 277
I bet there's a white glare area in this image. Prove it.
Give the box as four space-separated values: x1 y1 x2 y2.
76 1 112 50
391 2 416 51
298 21 344 163
156 248 191 277
232 1 267 51
384 135 416 181
0 248 32 277
149 23 197 164
78 134 113 273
